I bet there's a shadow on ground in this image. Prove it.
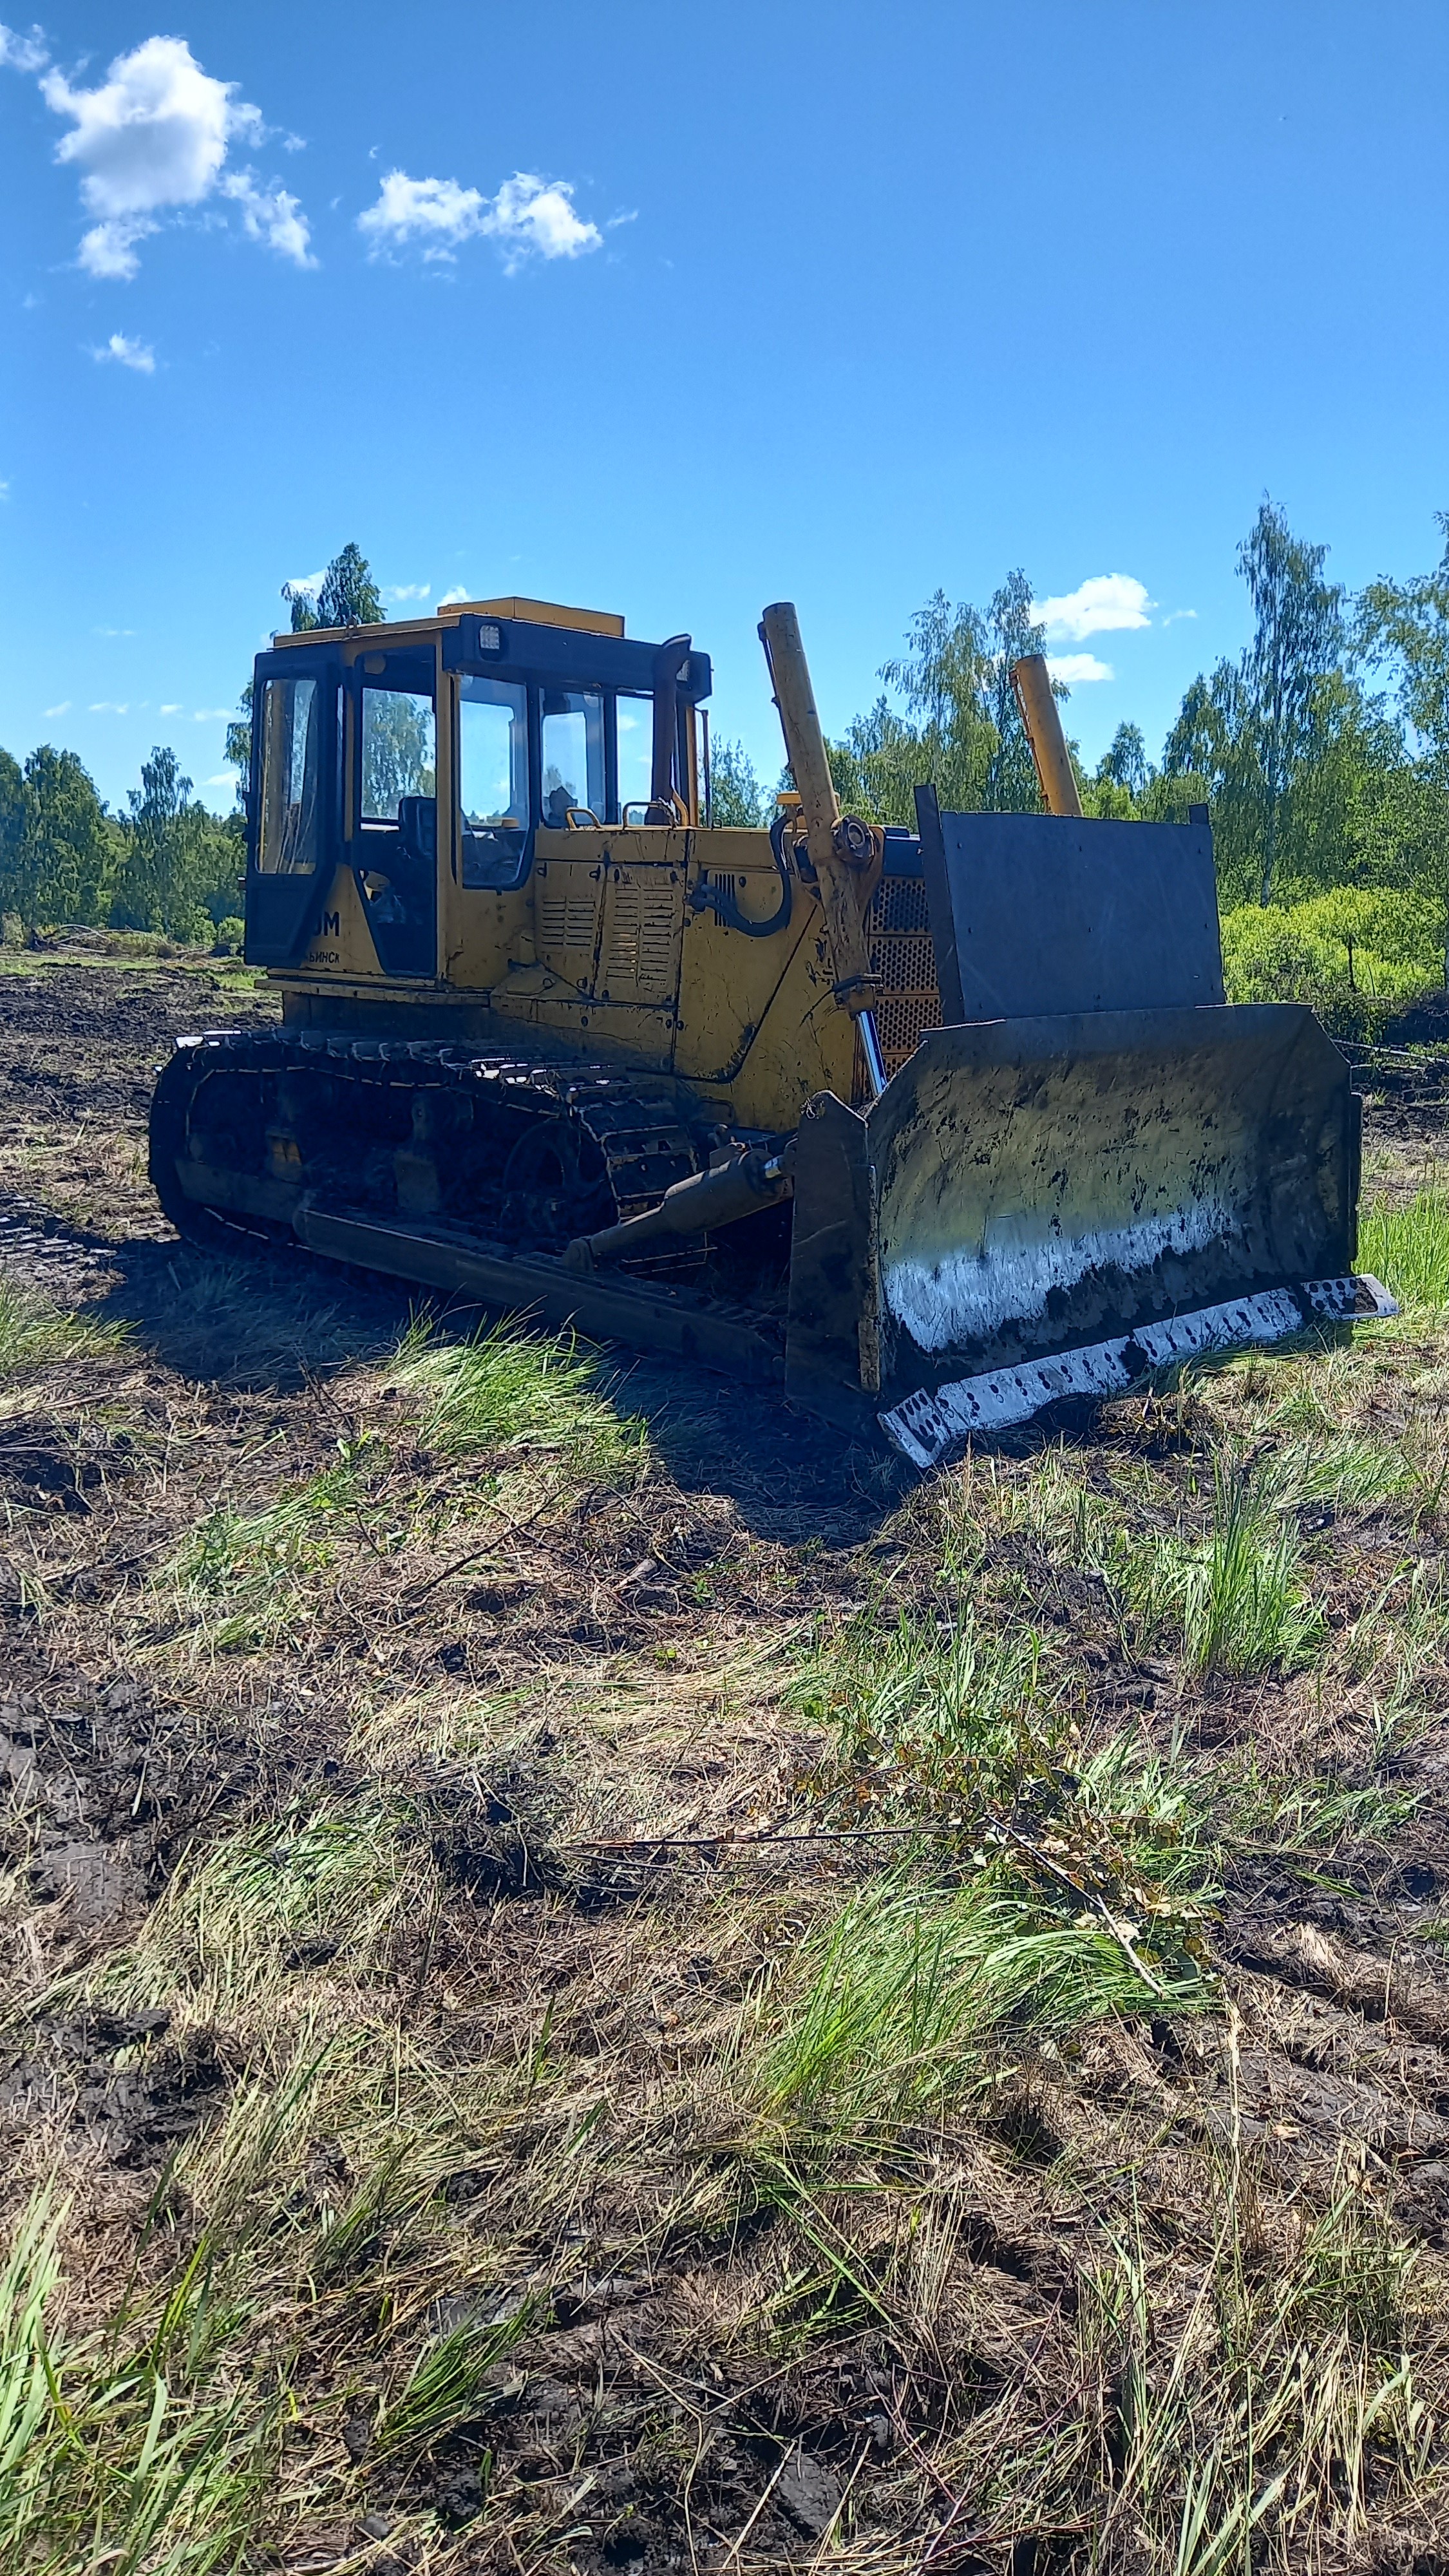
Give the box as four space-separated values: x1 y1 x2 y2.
12 1198 912 1544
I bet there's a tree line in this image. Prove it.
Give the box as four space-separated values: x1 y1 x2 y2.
5 516 1449 1008
0 743 245 946
712 500 1449 1008
0 545 384 945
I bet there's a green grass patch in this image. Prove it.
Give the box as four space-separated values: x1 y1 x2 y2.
790 1598 1049 1799
93 1796 418 2019
156 1465 361 1653
788 1596 1215 2041
1105 1450 1326 1678
389 1314 645 1479
0 2188 267 2576
1082 2174 1429 2576
1360 1186 1449 1309
1215 1752 1422 1857
763 1864 1208 2122
0 1276 122 1380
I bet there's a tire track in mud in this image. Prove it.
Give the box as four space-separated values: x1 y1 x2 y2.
0 1189 122 1304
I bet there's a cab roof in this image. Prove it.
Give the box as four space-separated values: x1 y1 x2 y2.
272 596 625 649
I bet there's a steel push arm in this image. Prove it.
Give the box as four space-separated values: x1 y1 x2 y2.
759 602 887 1099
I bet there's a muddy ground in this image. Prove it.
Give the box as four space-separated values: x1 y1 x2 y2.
3 951 1449 2573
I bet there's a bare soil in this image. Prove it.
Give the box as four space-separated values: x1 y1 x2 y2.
3 951 1449 2572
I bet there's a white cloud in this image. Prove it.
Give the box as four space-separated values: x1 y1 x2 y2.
88 700 130 713
221 169 313 265
93 330 155 371
160 702 182 714
43 700 70 717
359 167 601 270
191 707 231 720
285 568 326 597
35 35 311 278
0 21 47 73
359 171 484 258
1162 607 1198 627
1032 574 1153 643
386 582 431 601
1046 653 1113 685
0 478 8 501
485 172 600 268
204 772 234 786
437 584 469 605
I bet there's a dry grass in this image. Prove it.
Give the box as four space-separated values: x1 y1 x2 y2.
3 989 1449 2572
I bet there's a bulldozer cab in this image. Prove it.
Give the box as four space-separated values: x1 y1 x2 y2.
244 599 712 978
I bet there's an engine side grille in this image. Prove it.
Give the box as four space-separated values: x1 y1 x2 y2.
867 866 941 1077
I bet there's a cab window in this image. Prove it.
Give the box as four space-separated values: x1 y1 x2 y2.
256 674 323 873
460 677 527 826
459 676 529 887
540 688 605 828
615 693 654 816
361 684 435 822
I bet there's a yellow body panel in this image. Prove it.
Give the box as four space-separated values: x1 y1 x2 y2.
267 603 860 1133
276 815 853 1131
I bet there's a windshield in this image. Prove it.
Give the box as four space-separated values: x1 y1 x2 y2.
362 683 436 821
256 674 323 874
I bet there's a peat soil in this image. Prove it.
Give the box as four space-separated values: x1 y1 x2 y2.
3 954 1449 2570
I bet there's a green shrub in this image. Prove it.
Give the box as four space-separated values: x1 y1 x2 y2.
213 916 245 956
1222 888 1444 1010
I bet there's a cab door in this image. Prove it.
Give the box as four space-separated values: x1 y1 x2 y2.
352 645 439 978
245 651 343 968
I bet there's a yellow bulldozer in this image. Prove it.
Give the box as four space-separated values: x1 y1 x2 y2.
149 595 1392 1466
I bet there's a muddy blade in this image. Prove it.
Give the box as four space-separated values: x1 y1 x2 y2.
856 1002 1390 1463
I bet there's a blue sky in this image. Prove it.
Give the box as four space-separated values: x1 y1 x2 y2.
2 0 1448 814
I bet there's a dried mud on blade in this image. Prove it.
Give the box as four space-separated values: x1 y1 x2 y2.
788 1003 1394 1471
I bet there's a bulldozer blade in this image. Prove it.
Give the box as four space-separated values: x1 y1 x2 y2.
786 1000 1395 1468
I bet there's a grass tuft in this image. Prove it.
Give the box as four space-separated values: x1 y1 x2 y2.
1106 1449 1325 1678
0 1274 122 1379
92 1797 419 2020
389 1313 645 1478
763 1866 1206 2121
1360 1184 1449 1307
375 2309 532 2461
0 2186 265 2576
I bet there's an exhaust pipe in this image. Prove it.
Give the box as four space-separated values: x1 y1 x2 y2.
1010 653 1084 819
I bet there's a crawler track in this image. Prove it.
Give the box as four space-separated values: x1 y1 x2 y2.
148 1027 788 1377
